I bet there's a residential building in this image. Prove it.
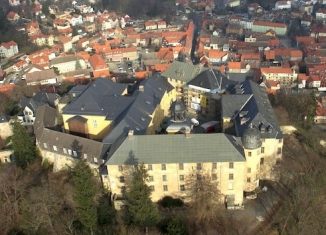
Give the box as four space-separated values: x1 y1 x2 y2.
0 41 18 58
26 69 58 86
89 54 110 78
275 1 291 10
316 8 326 21
26 21 41 36
18 92 59 125
6 11 20 22
261 67 297 87
8 0 20 6
50 56 87 74
252 21 287 36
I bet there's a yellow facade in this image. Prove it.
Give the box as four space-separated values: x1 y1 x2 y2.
105 161 246 205
103 137 283 207
62 114 112 140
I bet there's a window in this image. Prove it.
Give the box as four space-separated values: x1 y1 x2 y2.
212 162 217 169
229 173 234 180
68 149 72 155
150 185 155 191
229 162 234 169
179 175 184 181
121 186 126 193
119 176 125 183
212 174 217 180
197 163 202 170
92 120 97 128
149 176 154 182
260 158 264 165
161 164 166 170
228 182 233 190
118 165 123 171
277 147 282 154
180 185 185 191
148 164 152 170
162 175 167 181
247 168 251 173
53 145 57 151
261 147 265 154
163 185 168 191
73 151 77 157
94 158 98 163
196 174 202 180
247 177 251 183
248 151 252 157
179 163 184 170
83 154 88 159
43 143 48 149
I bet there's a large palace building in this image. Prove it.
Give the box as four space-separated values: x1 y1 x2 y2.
34 62 283 208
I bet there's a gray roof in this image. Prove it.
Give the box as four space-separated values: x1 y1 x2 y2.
34 105 107 164
0 114 9 123
222 94 252 118
26 69 57 83
103 74 173 145
161 61 206 83
68 84 87 97
20 92 59 113
228 80 282 139
63 78 132 120
50 55 82 66
106 133 245 165
187 69 236 92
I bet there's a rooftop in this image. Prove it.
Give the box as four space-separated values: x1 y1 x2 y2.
106 133 245 165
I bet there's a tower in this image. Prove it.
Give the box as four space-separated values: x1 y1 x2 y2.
241 124 262 193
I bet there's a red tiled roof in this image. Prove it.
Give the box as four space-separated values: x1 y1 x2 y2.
208 50 227 59
89 54 107 70
261 67 293 74
228 62 242 70
0 41 17 49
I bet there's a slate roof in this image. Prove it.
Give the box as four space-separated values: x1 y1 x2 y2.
0 115 9 123
34 105 107 163
19 92 59 113
103 74 173 145
63 78 132 120
161 61 206 83
222 94 252 118
106 133 245 165
68 84 87 98
187 69 236 92
227 80 282 139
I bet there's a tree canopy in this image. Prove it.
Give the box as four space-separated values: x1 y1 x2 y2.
11 121 37 168
71 160 99 234
124 164 160 230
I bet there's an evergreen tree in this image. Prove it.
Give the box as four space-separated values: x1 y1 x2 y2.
97 193 116 231
166 217 188 235
72 160 98 234
11 122 36 168
124 164 160 232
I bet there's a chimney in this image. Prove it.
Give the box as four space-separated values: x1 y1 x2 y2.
185 132 191 138
128 130 134 137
